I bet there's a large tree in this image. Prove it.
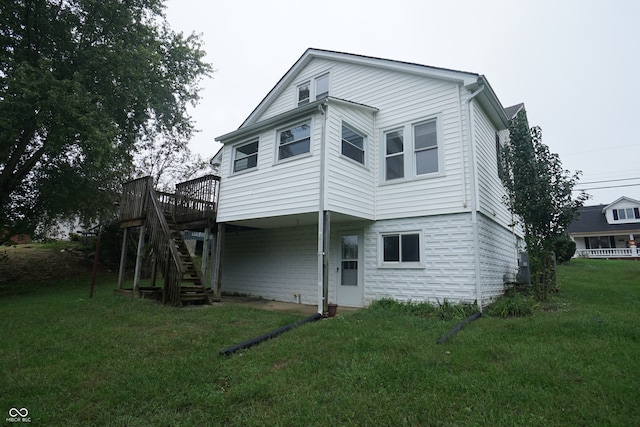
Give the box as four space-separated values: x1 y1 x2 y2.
500 110 588 300
0 0 211 242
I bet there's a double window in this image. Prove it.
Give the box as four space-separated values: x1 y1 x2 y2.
384 118 440 181
613 208 640 221
341 124 365 164
233 140 259 173
278 122 311 160
382 232 421 264
297 73 330 105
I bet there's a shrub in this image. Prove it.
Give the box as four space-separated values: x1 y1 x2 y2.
554 235 577 263
485 289 539 318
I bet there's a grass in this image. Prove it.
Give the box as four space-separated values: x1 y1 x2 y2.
1 258 639 426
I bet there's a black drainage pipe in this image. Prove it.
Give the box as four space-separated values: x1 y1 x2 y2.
220 313 322 356
436 312 482 344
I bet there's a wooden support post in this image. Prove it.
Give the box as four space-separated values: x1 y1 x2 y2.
201 226 211 281
150 250 158 288
117 228 128 290
212 223 225 301
133 223 146 296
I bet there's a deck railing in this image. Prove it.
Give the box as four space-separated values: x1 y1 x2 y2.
120 175 219 224
576 248 638 258
174 174 219 223
119 176 152 222
145 186 185 306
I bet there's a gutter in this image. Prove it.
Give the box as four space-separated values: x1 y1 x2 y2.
466 84 485 312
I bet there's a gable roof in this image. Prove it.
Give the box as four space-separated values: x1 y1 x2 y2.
504 103 525 120
239 48 510 131
567 204 640 234
602 196 640 212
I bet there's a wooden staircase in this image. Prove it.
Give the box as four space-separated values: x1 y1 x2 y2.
165 213 210 305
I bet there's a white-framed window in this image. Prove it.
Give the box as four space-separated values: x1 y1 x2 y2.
278 121 311 161
413 119 438 175
233 140 259 173
315 74 329 99
383 116 442 182
381 231 422 266
613 208 640 221
341 123 365 164
297 81 310 106
384 129 404 180
294 73 330 106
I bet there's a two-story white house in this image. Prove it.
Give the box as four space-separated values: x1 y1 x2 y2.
212 48 524 313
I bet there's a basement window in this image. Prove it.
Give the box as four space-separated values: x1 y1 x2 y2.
381 232 421 266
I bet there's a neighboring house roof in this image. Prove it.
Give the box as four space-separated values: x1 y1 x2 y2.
602 196 640 212
567 204 640 234
237 48 510 132
504 103 525 120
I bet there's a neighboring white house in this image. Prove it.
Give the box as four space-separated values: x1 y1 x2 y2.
567 196 640 258
213 48 525 313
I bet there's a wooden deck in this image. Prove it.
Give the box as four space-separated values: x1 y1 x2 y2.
117 175 221 306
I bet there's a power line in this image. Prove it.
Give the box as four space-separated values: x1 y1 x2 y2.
573 183 640 191
578 177 640 185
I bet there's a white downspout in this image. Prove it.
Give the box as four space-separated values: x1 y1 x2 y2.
466 85 485 311
317 103 328 314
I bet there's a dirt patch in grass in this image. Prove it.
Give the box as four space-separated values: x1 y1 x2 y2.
0 244 97 284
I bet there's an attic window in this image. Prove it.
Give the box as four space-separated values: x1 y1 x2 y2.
297 82 310 106
613 208 640 220
315 74 329 99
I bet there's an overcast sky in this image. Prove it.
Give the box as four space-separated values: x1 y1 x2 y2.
165 0 639 205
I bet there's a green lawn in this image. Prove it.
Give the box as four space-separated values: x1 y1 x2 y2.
1 259 639 426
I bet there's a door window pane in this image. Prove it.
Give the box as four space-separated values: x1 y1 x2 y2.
341 236 358 286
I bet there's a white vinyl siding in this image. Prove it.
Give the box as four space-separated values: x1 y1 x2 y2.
324 103 376 219
251 57 470 220
217 117 321 223
473 102 513 229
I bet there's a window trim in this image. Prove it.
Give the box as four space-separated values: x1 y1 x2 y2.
275 119 313 163
231 139 259 174
384 127 405 181
381 115 443 184
413 119 439 176
293 72 330 107
297 81 310 106
612 207 640 221
379 230 424 268
341 122 366 166
315 73 329 100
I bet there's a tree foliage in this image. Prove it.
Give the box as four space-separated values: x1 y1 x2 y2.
0 0 212 242
500 109 588 299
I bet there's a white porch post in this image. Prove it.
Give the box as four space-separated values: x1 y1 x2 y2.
630 233 638 256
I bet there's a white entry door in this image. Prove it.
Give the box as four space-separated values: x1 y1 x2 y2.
337 233 363 307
